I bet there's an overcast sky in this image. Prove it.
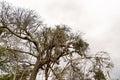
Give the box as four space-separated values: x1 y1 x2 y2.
4 0 120 79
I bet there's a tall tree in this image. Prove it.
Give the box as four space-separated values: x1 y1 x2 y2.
0 1 113 80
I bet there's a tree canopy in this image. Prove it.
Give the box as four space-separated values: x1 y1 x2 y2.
0 1 113 80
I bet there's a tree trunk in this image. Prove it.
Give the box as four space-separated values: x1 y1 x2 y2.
45 64 49 80
29 60 40 80
45 69 48 80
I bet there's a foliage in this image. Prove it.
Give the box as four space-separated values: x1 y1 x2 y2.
0 45 30 80
0 74 14 80
0 45 15 73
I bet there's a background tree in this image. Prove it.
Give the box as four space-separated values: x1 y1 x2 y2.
0 43 31 80
0 1 113 80
51 52 113 80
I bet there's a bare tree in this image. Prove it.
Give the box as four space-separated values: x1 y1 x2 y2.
0 1 113 80
51 51 113 80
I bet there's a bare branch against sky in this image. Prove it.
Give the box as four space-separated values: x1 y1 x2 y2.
4 0 120 79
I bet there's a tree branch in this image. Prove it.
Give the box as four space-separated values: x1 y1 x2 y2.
7 48 37 58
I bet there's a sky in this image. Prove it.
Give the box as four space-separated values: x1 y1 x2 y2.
4 0 120 79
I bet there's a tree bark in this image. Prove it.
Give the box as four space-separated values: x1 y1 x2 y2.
29 58 48 80
45 69 48 80
29 60 40 80
45 64 49 80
